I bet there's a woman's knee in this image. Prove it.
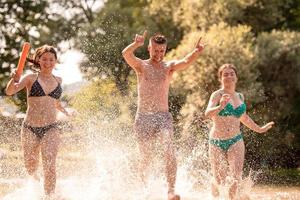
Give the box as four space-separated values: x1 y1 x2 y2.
229 181 238 200
41 144 58 164
25 164 38 175
229 178 240 190
43 163 56 178
165 149 176 165
24 155 39 172
213 171 226 185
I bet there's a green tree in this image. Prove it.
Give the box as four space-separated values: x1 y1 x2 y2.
275 0 300 31
246 30 300 168
0 0 96 94
0 0 100 112
149 0 296 33
167 23 263 141
149 0 300 169
76 0 183 95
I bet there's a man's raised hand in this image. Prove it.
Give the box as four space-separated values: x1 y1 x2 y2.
134 30 147 47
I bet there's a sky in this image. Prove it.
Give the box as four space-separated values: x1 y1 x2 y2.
0 50 85 116
49 0 104 85
44 1 106 85
54 49 84 85
0 1 102 115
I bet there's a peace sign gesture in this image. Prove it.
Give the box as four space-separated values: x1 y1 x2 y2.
195 37 205 53
134 30 147 47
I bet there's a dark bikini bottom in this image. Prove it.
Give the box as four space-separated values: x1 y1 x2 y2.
23 123 60 139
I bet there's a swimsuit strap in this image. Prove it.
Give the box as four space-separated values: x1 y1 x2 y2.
52 75 60 84
238 93 243 101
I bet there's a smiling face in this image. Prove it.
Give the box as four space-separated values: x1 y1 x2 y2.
218 64 238 87
38 52 57 71
148 34 167 63
32 45 57 72
148 41 167 62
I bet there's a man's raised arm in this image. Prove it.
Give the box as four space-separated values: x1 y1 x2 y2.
122 31 147 72
171 37 205 72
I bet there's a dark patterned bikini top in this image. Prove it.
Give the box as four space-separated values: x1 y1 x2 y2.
29 75 62 99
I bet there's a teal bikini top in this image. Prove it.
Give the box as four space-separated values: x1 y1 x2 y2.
218 93 246 118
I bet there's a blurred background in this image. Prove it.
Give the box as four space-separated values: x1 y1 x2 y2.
0 0 299 199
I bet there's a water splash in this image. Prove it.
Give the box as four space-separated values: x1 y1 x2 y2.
1 103 299 200
1 144 299 200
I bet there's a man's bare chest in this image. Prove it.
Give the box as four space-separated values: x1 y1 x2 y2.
142 66 171 83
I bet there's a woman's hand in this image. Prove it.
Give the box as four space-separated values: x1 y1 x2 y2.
259 121 275 133
219 94 231 109
67 109 78 118
11 69 21 82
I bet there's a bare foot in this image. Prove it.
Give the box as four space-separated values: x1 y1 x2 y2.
168 192 180 200
211 182 219 197
240 194 251 200
33 172 40 181
43 193 65 200
228 181 238 200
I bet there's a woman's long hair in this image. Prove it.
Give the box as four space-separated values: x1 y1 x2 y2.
26 45 57 72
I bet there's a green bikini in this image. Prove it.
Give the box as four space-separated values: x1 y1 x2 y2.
209 93 246 151
209 134 244 151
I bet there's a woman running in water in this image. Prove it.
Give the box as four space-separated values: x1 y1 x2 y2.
205 64 274 200
5 45 70 198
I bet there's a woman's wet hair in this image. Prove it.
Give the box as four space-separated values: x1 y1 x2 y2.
27 45 57 72
218 63 238 81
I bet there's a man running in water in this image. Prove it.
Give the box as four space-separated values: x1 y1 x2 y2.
122 31 205 200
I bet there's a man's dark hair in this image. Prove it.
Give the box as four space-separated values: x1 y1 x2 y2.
150 33 167 44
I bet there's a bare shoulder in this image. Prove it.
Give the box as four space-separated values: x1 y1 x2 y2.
210 89 223 101
54 75 63 84
18 73 37 88
24 73 38 82
237 92 245 101
166 60 176 66
132 56 145 67
130 58 146 73
165 60 177 71
166 60 179 68
211 89 223 97
140 59 148 66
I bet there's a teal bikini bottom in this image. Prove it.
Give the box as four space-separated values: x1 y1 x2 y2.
209 133 243 151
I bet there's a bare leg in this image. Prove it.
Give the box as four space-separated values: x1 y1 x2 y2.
137 137 155 185
41 129 60 195
227 140 245 200
209 144 227 198
21 127 40 179
160 129 180 200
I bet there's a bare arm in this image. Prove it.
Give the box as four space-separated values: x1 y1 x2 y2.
170 37 205 72
240 113 275 133
54 76 70 116
5 72 31 95
55 101 70 116
205 91 230 118
122 31 147 72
